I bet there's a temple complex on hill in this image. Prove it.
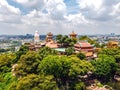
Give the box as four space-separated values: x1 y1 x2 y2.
24 31 96 58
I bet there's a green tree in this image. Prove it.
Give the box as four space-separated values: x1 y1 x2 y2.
0 53 16 73
98 48 120 63
115 54 120 63
15 45 29 63
39 55 94 89
9 74 58 90
75 82 86 90
0 72 17 90
65 47 75 56
79 36 96 45
56 35 77 47
14 51 40 78
91 55 118 82
37 46 58 60
98 48 120 57
56 34 63 45
69 57 94 77
76 52 86 60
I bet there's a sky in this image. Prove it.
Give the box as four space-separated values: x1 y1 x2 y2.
0 0 120 35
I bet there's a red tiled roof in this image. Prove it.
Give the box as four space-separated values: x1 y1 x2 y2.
46 42 58 48
74 42 93 48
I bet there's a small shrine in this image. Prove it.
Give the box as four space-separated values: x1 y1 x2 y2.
69 31 77 38
107 41 119 48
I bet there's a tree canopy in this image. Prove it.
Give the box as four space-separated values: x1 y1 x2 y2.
76 52 86 60
37 46 58 60
9 74 58 90
91 55 118 81
39 55 94 89
79 36 95 45
15 45 29 63
56 34 77 47
65 47 75 56
0 53 16 73
13 51 40 78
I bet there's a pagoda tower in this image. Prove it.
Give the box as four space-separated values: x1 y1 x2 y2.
69 31 77 38
46 32 53 42
34 31 40 44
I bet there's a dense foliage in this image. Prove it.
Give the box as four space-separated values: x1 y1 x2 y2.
0 44 120 90
9 74 58 90
0 53 16 73
65 47 75 56
37 46 58 60
91 55 118 81
40 55 94 89
15 45 29 62
76 52 86 60
79 36 95 45
13 51 40 77
56 34 77 47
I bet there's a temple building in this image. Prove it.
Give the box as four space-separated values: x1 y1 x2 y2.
46 32 53 42
45 32 59 48
107 41 119 48
74 41 94 57
46 40 58 48
24 31 42 51
69 31 77 38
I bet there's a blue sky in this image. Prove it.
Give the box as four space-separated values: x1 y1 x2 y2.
7 0 28 14
0 0 120 35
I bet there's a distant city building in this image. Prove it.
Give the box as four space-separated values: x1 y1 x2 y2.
69 31 77 38
34 31 40 44
110 33 115 36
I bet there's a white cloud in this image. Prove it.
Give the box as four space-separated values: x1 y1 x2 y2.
111 2 120 16
76 0 106 21
14 0 67 20
0 0 21 14
0 0 21 23
77 0 103 11
0 0 120 35
45 0 66 20
64 13 90 24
